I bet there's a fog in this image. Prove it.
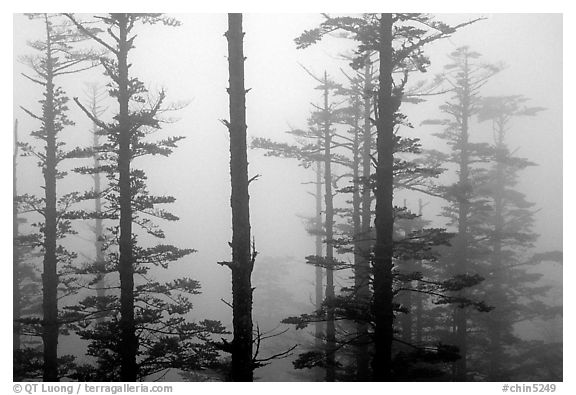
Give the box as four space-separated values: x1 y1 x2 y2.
11 12 562 383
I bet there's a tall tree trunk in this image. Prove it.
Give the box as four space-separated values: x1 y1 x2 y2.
42 15 59 381
371 13 395 381
116 13 138 382
90 88 106 322
227 13 254 382
488 119 505 381
351 93 367 380
356 61 373 380
314 160 324 357
454 54 471 381
322 71 336 382
13 119 21 352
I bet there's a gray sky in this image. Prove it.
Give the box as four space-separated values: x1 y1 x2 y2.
11 12 562 333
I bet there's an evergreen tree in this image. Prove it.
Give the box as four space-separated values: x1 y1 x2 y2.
423 46 502 380
296 13 478 380
474 95 561 380
17 13 99 381
64 13 226 381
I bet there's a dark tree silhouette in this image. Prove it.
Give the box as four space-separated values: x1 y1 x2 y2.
17 13 99 381
219 13 256 382
63 13 222 382
295 13 478 381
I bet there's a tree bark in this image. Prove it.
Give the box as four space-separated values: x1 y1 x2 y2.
227 13 254 382
371 13 395 381
116 14 138 382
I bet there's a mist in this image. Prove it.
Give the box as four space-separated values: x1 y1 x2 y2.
12 13 562 383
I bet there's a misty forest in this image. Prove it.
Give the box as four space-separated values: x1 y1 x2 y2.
12 13 562 382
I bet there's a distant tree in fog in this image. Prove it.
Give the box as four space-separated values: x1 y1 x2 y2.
296 13 479 381
13 119 44 380
255 68 348 380
84 83 108 320
423 46 501 380
475 95 562 381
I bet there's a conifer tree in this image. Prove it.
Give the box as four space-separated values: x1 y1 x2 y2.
254 68 347 380
296 13 477 380
64 13 226 382
423 46 501 380
17 13 99 381
474 95 561 380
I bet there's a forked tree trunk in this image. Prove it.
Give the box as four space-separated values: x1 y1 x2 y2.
227 13 254 382
371 13 395 381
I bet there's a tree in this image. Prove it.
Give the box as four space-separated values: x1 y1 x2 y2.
13 118 43 380
86 83 108 316
219 13 256 382
475 95 560 380
296 13 478 381
254 67 350 380
17 13 99 381
423 46 500 380
64 13 222 382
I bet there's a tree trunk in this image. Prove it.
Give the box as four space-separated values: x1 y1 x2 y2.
454 54 471 381
322 71 336 382
13 119 21 352
116 14 138 382
227 13 254 382
314 160 324 352
371 13 395 381
90 88 106 322
42 15 59 380
356 61 373 380
488 120 506 381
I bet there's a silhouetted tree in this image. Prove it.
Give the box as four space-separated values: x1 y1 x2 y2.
17 13 99 381
64 13 224 382
296 13 478 380
218 13 256 382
